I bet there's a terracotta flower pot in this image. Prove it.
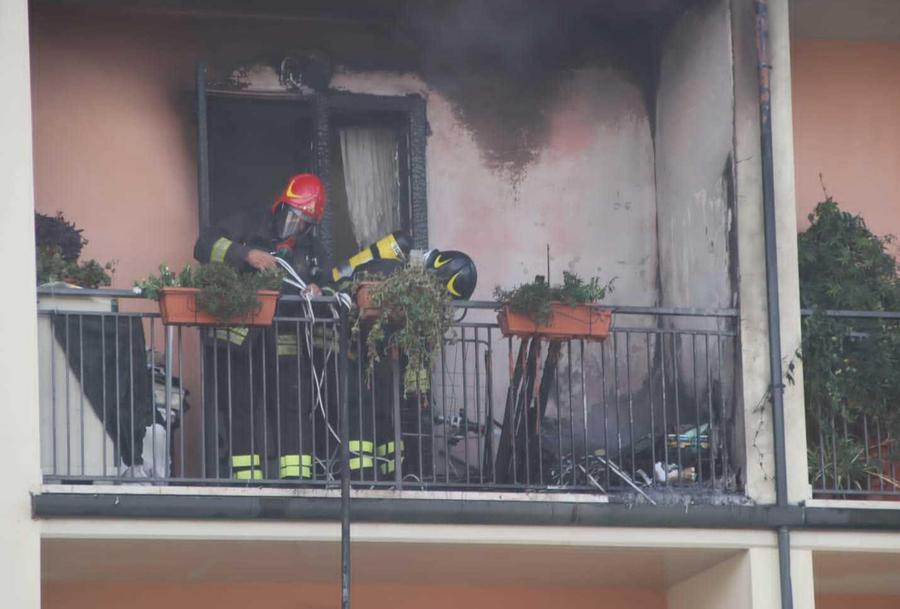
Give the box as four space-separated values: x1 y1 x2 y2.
354 281 383 321
157 287 279 326
497 302 612 341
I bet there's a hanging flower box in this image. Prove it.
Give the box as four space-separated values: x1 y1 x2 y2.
354 281 384 321
158 287 279 326
498 302 612 341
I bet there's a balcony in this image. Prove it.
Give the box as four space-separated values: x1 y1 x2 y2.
36 288 741 503
804 310 900 502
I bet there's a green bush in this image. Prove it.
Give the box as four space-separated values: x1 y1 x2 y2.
35 211 114 288
494 271 615 324
799 199 900 487
136 263 282 319
353 265 453 396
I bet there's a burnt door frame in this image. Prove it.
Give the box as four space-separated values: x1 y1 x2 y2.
196 63 429 259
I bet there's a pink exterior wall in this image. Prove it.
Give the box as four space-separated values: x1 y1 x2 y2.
30 5 658 303
43 582 664 609
31 9 199 293
817 594 900 609
792 40 900 244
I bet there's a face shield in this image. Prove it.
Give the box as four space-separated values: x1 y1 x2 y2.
276 206 308 239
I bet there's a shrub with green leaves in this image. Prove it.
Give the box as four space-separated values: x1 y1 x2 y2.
35 212 85 262
35 211 115 288
494 271 615 324
799 199 900 488
136 263 282 319
354 265 453 396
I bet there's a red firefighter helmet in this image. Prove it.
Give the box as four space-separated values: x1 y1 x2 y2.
272 173 326 224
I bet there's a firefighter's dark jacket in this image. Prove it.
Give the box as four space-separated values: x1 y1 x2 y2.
194 207 331 286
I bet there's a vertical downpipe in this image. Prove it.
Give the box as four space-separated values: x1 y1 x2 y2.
754 2 793 608
339 307 351 609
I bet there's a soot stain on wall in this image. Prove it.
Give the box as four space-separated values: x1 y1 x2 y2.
222 0 709 185
401 0 690 183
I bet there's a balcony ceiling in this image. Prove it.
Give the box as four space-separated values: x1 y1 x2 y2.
43 538 737 589
35 0 692 25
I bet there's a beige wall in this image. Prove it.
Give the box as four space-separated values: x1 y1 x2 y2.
792 39 900 244
43 582 663 609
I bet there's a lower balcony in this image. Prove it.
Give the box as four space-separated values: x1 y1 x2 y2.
36 288 741 504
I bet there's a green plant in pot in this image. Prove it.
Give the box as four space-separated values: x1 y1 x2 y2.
799 198 900 494
136 263 283 325
35 211 115 288
351 264 453 396
494 271 615 340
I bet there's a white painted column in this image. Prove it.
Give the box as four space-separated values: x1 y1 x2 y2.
731 0 810 504
0 0 42 607
790 548 817 609
667 551 754 609
768 0 811 506
666 546 813 609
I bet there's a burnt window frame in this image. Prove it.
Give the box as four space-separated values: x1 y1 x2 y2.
196 63 429 259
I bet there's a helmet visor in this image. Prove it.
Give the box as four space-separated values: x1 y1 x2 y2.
278 207 306 238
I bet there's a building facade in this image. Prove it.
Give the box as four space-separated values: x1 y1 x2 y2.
1 0 898 607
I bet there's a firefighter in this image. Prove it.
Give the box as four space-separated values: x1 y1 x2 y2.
334 237 478 481
194 173 329 481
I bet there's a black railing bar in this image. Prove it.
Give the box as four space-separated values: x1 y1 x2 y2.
812 489 900 497
38 310 159 318
611 327 738 337
453 300 738 317
41 475 615 494
37 287 140 298
800 308 900 319
64 315 71 476
37 288 739 318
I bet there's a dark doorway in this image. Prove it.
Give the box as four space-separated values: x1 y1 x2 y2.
200 86 428 261
207 96 315 225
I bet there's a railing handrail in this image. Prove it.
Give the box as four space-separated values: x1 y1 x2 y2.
800 308 900 320
36 286 739 318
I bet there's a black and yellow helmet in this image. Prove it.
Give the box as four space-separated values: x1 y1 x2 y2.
424 249 477 300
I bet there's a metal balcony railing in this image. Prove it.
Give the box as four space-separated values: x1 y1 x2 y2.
37 288 741 498
803 309 900 500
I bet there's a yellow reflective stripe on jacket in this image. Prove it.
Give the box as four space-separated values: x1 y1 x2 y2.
280 465 312 478
276 333 298 356
376 440 405 457
375 233 404 260
311 326 337 351
349 440 374 455
379 460 401 474
232 454 260 467
210 237 233 263
279 454 314 478
404 366 430 393
275 327 337 356
234 469 263 480
279 454 312 467
215 326 249 345
349 456 375 470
